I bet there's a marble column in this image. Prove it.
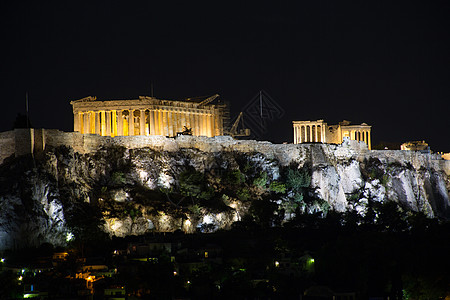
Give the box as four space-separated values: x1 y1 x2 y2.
82 113 88 134
200 113 207 136
202 114 207 136
149 110 155 135
195 113 200 136
106 111 111 136
298 126 302 143
199 114 203 136
140 110 146 135
99 111 105 135
117 110 123 136
94 112 100 135
167 111 173 136
129 110 134 136
110 110 117 137
210 114 215 136
160 111 166 136
153 110 159 135
206 114 211 137
77 112 82 133
314 125 318 142
181 112 186 133
155 110 160 135
190 113 195 135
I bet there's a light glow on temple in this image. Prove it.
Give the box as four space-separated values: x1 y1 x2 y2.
70 95 226 138
293 119 372 149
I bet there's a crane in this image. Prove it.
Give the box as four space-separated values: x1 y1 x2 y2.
228 112 250 137
197 94 220 107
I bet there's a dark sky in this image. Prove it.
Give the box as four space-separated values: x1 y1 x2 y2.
2 1 450 151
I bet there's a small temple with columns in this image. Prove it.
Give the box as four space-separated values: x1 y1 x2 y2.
293 119 372 149
71 95 226 138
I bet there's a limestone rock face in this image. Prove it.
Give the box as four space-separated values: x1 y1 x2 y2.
0 137 449 250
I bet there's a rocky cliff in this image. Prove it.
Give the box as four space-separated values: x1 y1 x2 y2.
0 135 449 250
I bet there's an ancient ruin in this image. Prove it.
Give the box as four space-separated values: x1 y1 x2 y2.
401 140 429 151
293 119 372 149
70 95 226 138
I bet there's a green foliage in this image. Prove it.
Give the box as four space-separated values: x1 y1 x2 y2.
283 192 305 215
347 190 363 202
381 174 389 186
269 181 286 194
188 204 202 215
293 192 304 204
242 161 253 174
286 168 311 191
314 198 330 214
237 188 251 201
179 169 215 203
253 172 268 188
159 187 173 195
125 206 142 221
198 187 215 201
179 169 205 198
111 171 126 185
224 169 245 185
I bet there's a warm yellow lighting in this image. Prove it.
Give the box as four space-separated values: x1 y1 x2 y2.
275 261 280 267
204 251 208 258
72 96 224 137
173 271 177 276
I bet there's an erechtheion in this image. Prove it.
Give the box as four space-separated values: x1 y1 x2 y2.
293 119 371 149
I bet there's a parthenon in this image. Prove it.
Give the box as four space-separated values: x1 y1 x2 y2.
293 119 372 149
71 95 226 137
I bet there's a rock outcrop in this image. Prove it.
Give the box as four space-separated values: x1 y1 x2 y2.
0 134 449 250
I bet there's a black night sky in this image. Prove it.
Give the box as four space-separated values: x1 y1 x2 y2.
2 1 450 151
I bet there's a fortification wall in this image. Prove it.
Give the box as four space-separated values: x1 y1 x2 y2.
1 129 449 176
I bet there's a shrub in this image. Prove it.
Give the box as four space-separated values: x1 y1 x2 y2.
237 188 251 201
269 181 286 194
253 172 268 188
286 168 311 192
224 169 245 185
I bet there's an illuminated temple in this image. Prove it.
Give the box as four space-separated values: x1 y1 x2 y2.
293 119 372 149
71 95 226 137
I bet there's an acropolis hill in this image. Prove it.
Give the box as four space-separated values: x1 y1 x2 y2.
0 95 449 249
0 126 450 248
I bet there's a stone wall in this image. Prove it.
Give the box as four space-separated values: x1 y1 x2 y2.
1 129 449 176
